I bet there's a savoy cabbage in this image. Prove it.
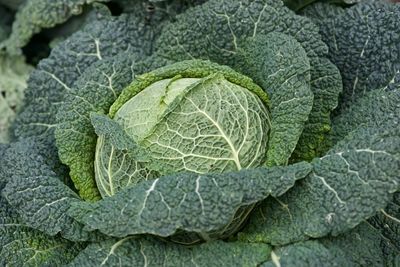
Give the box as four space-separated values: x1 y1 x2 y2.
0 0 399 266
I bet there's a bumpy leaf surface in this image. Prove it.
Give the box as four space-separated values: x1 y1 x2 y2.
155 0 342 161
261 222 387 267
240 122 400 245
0 147 83 266
68 236 271 267
368 192 400 266
309 1 400 110
1 139 95 241
329 73 400 148
55 53 162 200
300 2 345 20
0 195 83 266
42 8 170 200
68 162 311 239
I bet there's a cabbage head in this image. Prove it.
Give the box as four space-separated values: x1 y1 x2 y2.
95 61 271 198
1 0 399 266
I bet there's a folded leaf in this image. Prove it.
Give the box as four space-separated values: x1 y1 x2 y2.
235 32 313 166
69 162 311 241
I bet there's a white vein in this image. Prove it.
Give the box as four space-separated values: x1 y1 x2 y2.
139 241 148 267
43 70 72 91
313 174 346 205
94 39 102 60
185 97 242 170
271 251 281 267
138 179 159 219
100 237 132 266
195 176 205 215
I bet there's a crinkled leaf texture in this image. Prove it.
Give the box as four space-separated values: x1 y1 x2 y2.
0 138 101 242
329 73 400 147
52 0 332 204
368 191 400 266
261 222 389 267
306 0 400 110
0 195 84 266
0 145 83 266
2 0 399 265
237 0 400 246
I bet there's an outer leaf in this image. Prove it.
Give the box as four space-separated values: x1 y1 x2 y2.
261 222 387 267
14 0 204 145
0 55 32 143
319 223 388 266
68 236 271 267
329 73 400 147
0 178 83 266
155 0 342 161
239 122 400 245
235 32 312 166
1 139 95 241
68 162 311 240
293 57 341 160
0 0 110 54
311 1 400 110
368 192 400 266
11 10 127 191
